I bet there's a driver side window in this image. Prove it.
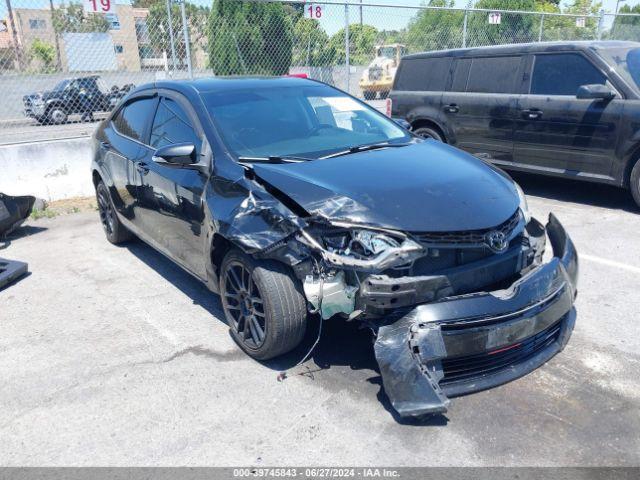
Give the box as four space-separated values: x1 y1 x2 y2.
150 97 200 150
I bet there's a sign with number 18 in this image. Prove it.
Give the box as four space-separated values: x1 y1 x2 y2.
305 4 323 20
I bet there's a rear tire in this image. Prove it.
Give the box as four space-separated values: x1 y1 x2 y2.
630 160 640 209
413 125 444 142
96 181 132 244
220 249 307 360
379 90 389 99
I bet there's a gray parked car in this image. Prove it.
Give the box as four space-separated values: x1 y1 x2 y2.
390 41 640 208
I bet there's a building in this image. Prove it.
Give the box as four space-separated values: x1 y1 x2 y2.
1 5 182 73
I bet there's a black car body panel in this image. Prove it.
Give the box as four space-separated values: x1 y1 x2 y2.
91 77 578 418
391 40 640 190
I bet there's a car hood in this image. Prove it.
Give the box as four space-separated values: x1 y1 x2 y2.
251 141 520 232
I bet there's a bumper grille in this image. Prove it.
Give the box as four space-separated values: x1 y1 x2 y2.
414 209 521 247
440 320 562 385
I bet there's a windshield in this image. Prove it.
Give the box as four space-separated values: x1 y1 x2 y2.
598 46 640 92
377 47 397 59
52 79 71 92
202 84 410 159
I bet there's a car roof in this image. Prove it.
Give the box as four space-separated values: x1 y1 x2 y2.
403 40 640 59
132 76 320 97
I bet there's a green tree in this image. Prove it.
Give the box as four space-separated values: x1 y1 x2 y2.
207 0 293 76
30 38 56 72
467 0 538 47
292 17 334 67
145 2 210 66
328 24 378 65
52 3 109 33
610 4 640 40
405 0 463 52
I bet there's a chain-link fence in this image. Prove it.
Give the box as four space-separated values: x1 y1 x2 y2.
2 0 640 144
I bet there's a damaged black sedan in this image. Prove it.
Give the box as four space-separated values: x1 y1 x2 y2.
91 77 578 417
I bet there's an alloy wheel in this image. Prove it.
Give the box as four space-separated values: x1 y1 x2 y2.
97 187 115 236
222 261 266 349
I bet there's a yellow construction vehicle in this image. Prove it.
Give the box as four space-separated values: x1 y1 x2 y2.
359 43 407 100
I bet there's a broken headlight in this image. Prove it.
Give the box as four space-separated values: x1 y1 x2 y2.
300 226 424 272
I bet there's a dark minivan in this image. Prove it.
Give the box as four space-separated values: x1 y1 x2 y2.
390 41 640 208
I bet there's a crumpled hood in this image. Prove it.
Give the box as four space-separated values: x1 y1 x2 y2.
252 141 520 232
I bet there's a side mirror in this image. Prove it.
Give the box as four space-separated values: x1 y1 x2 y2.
576 84 616 100
152 143 197 166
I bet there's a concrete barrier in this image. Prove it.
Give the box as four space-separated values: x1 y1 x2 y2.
0 137 94 201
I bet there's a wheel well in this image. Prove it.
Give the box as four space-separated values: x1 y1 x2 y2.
211 233 232 280
624 151 640 188
411 119 446 142
92 170 102 188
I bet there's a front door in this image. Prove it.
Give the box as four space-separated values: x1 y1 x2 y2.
441 55 524 162
103 95 158 225
513 52 622 179
136 94 209 279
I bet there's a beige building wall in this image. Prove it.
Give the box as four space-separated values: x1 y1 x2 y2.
109 5 141 72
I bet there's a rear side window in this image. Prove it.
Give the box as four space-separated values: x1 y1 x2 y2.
451 58 472 92
113 97 157 142
530 53 606 96
150 98 199 149
466 56 521 94
395 57 452 91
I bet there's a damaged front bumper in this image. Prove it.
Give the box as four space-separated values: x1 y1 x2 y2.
373 213 578 418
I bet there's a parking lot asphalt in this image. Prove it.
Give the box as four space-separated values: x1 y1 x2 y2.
1 173 639 466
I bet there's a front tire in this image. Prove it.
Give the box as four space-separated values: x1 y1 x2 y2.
630 160 640 209
413 125 444 142
363 91 376 101
47 107 67 124
220 249 307 360
96 181 132 244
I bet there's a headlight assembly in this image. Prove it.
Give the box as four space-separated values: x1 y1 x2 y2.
515 183 531 224
299 227 424 272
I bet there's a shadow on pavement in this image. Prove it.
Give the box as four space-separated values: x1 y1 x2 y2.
125 239 224 319
124 239 447 424
510 171 638 212
0 225 48 250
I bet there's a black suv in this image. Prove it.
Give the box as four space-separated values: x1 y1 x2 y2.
390 41 640 208
23 75 113 124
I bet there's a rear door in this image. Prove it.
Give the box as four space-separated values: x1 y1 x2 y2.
102 94 158 228
135 93 209 279
440 55 524 162
513 52 622 178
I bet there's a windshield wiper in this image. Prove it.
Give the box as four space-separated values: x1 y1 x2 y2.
237 155 312 164
321 142 413 159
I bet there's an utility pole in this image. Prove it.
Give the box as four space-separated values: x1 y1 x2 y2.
49 0 62 71
5 0 23 70
166 0 178 72
359 0 363 26
179 0 192 79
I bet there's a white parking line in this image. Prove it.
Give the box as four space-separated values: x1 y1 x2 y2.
581 254 640 275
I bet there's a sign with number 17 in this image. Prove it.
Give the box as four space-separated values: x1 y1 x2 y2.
86 0 112 13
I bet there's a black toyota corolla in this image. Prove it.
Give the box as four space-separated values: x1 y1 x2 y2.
91 77 578 417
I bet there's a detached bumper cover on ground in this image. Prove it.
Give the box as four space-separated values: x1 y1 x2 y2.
374 214 579 417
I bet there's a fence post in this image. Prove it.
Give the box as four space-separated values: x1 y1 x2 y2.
462 9 468 48
538 14 544 42
345 1 350 94
179 0 193 79
166 0 178 72
597 9 605 40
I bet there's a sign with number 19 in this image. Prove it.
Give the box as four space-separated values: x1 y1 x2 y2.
87 0 112 13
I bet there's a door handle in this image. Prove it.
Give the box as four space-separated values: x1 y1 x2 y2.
100 141 111 150
443 104 459 114
521 109 543 120
135 161 149 175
